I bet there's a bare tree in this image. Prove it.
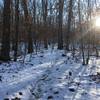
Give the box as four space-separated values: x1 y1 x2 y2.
66 0 73 50
78 0 85 65
57 0 64 49
14 0 19 61
42 0 48 49
21 0 33 53
0 0 11 61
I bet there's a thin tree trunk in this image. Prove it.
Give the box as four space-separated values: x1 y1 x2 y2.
42 0 48 49
78 0 85 65
14 0 19 61
58 0 64 50
66 0 73 51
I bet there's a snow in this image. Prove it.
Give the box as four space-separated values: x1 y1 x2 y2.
0 48 100 100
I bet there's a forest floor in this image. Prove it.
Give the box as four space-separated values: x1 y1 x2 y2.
0 48 100 100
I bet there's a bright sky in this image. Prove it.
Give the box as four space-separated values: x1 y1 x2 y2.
0 0 3 4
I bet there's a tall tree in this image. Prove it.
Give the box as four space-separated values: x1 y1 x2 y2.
57 0 64 49
21 0 33 53
14 0 19 61
32 0 37 49
66 0 73 50
78 0 85 65
0 0 11 61
42 0 48 49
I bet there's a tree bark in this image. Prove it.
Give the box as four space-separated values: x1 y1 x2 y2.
21 0 33 53
57 0 64 50
42 0 48 49
0 0 11 61
66 0 73 50
14 0 19 61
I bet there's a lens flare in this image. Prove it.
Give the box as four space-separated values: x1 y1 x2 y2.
96 17 100 27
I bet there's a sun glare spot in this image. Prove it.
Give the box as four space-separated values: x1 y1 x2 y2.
96 17 100 27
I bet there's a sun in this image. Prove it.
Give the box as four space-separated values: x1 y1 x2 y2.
95 17 100 27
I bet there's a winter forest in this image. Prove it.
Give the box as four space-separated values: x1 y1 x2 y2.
0 0 100 100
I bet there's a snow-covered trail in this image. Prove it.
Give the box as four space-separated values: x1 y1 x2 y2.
36 56 100 100
0 62 51 99
0 50 67 100
71 58 100 100
33 58 87 99
0 49 100 100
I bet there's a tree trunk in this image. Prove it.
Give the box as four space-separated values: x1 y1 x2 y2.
66 0 73 50
14 0 19 61
0 0 11 61
78 0 85 65
42 0 48 49
58 0 64 50
21 0 33 53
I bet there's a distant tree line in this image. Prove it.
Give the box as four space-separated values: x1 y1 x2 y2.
0 0 99 64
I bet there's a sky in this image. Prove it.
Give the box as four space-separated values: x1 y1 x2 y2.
0 0 2 3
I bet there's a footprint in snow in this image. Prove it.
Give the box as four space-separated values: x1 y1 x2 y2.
19 92 23 96
56 68 59 71
47 96 53 100
54 91 59 94
69 87 75 92
11 97 21 100
4 98 9 100
62 54 66 57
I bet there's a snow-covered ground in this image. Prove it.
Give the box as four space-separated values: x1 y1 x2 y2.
0 48 100 100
